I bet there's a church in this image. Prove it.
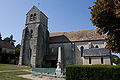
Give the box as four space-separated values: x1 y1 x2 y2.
18 6 112 68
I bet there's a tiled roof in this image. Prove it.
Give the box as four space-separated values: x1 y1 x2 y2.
83 48 110 57
0 40 15 49
49 29 105 43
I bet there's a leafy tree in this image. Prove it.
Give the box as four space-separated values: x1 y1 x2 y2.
16 44 21 49
3 35 16 46
0 33 2 40
90 0 120 53
15 44 21 64
15 44 20 55
112 55 119 64
4 37 11 42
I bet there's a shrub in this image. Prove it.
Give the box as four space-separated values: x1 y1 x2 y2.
66 65 120 80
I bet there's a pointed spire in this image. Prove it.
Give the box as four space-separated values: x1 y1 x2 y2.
26 5 40 15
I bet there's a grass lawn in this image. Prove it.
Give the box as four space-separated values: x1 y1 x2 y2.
0 71 31 80
0 64 32 80
0 64 31 71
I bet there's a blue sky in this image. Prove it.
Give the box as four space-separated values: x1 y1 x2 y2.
0 0 96 45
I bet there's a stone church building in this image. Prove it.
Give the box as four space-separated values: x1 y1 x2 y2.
19 6 112 68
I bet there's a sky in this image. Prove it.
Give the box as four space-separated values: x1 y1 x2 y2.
0 0 119 57
0 0 97 45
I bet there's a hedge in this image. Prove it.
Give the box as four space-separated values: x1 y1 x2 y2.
66 65 120 80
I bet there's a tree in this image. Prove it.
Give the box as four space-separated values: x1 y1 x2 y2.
112 55 119 64
3 35 16 46
4 37 11 42
15 44 21 64
90 0 120 53
0 33 2 40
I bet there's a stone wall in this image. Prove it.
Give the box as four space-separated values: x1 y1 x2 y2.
74 40 105 65
49 40 107 67
19 6 48 67
83 56 111 65
49 42 74 68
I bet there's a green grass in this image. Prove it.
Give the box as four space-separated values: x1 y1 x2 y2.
0 64 31 71
0 71 31 80
0 64 32 80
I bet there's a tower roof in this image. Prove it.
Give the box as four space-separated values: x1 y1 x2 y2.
26 6 48 19
26 6 40 15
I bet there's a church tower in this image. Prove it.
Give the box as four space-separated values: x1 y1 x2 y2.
19 6 49 67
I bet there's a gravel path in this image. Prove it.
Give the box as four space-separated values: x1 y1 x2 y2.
18 74 65 80
0 69 32 73
0 70 65 80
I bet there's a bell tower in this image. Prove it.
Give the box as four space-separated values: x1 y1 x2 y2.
19 6 49 67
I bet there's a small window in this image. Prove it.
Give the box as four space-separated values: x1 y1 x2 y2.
30 30 33 38
30 14 33 21
51 47 54 53
29 49 32 60
89 58 91 64
95 45 99 48
4 50 6 53
33 13 36 21
71 43 74 51
81 46 84 56
101 58 104 64
0 48 2 52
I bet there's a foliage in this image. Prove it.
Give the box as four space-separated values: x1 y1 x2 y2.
15 48 20 54
15 44 21 64
112 55 120 64
66 65 120 80
15 44 21 56
0 33 2 40
3 35 16 46
16 44 21 49
90 0 120 53
4 37 11 43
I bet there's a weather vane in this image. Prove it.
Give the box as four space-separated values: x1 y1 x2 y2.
36 0 40 8
38 2 40 8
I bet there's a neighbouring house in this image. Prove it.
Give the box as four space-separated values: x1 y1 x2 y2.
0 40 15 64
18 6 112 68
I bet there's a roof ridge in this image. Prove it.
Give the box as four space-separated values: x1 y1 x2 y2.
50 29 97 34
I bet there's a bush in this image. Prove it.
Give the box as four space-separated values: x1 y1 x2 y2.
66 65 120 80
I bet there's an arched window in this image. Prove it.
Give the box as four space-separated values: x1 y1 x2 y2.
101 57 104 64
30 14 33 21
0 48 2 52
51 47 54 54
30 30 33 38
89 58 91 64
95 45 99 48
4 49 6 53
81 46 84 56
28 49 32 60
33 13 36 21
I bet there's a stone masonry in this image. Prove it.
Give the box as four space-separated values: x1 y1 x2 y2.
18 6 49 67
19 6 112 68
